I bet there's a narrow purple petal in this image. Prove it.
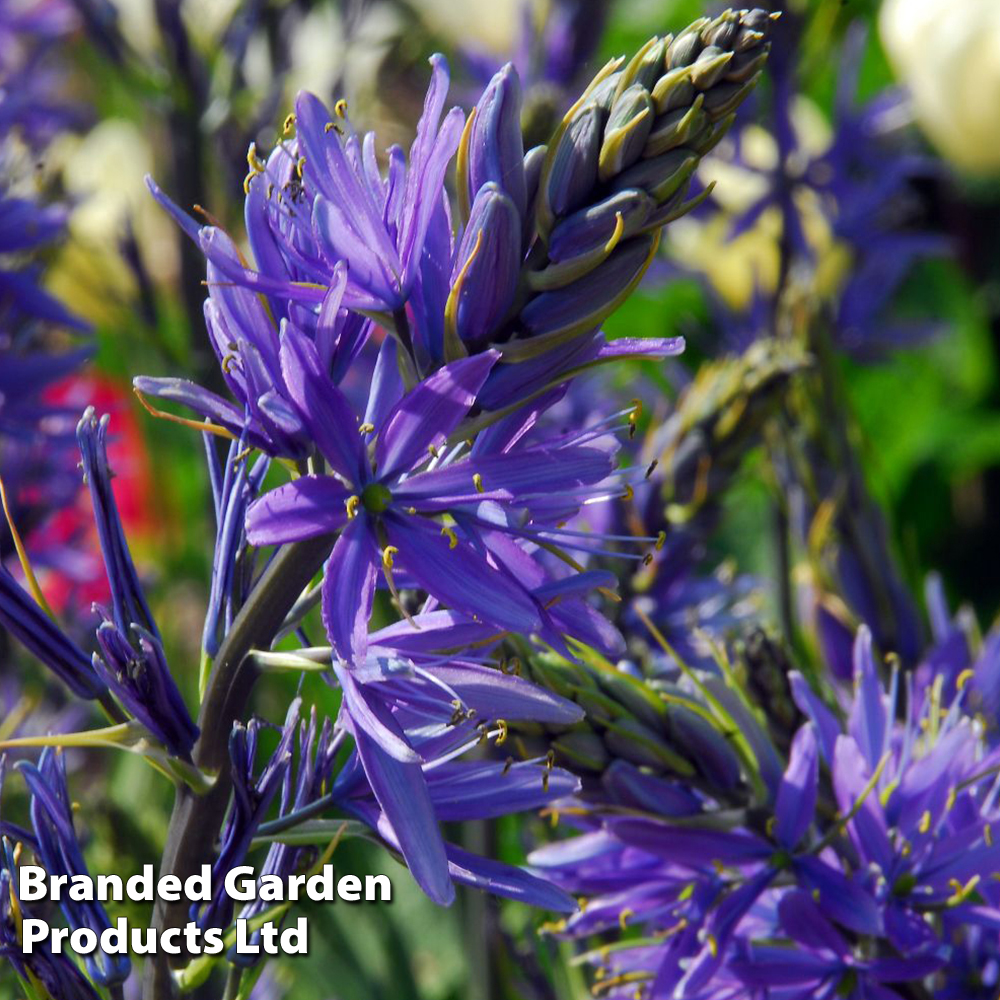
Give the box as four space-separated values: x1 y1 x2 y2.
376 351 499 477
245 477 350 545
279 327 365 482
774 723 818 850
321 515 380 663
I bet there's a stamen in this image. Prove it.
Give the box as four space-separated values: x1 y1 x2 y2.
335 98 348 118
0 475 56 620
282 113 296 135
345 495 361 520
473 473 484 494
628 398 642 439
618 908 634 930
604 211 625 254
246 142 265 174
441 525 458 549
496 719 508 745
382 546 398 570
645 459 658 479
358 422 375 435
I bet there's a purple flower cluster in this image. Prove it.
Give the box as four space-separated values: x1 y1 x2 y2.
529 621 1000 999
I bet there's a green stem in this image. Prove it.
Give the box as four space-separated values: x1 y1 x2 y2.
142 535 335 1000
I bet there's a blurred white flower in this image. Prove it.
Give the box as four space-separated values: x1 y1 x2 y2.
407 0 520 54
880 0 1000 174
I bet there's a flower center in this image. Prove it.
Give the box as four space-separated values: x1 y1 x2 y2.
361 482 392 514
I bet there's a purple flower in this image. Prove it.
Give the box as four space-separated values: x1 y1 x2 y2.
1 836 101 1000
78 408 198 758
17 748 131 986
244 332 627 665
0 563 104 698
195 703 299 931
731 890 943 997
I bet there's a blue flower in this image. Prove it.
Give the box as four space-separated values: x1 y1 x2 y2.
17 749 131 986
78 408 198 758
1 837 101 1000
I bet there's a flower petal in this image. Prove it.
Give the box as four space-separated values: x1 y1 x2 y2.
321 515 380 663
376 351 498 478
245 477 350 545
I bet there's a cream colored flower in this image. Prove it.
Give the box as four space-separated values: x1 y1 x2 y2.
880 0 1000 174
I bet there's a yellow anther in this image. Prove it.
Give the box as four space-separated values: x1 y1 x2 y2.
428 443 439 458
496 719 508 745
918 811 932 834
765 816 776 837
335 98 348 118
266 182 274 199
545 750 556 769
243 171 254 195
324 121 337 133
550 809 559 827
812 888 821 902
296 156 306 178
282 113 296 134
577 897 588 912
946 786 957 811
382 546 398 570
619 908 634 930
358 422 375 434
345 495 361 520
642 552 654 566
441 525 458 548
473 473 484 494
986 824 993 846
628 398 642 439
620 483 634 501
604 211 625 254
655 530 666 550
705 933 718 958
956 668 975 691
247 142 265 173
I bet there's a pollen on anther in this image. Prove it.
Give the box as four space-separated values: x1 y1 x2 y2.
473 472 484 493
345 495 361 520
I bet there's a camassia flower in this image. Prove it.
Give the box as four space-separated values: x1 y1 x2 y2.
0 837 101 1000
244 331 636 665
77 408 199 759
199 681 581 918
17 749 131 987
529 622 1000 999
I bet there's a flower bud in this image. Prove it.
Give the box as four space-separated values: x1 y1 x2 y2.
448 183 521 347
600 84 655 180
545 101 604 217
518 235 657 349
466 63 528 219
